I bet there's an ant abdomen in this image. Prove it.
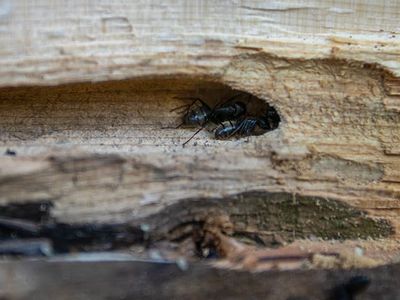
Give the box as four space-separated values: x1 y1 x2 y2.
211 101 246 123
214 106 280 140
214 123 237 139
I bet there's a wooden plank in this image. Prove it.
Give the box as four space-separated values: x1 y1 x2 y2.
0 259 399 300
0 78 399 239
0 1 399 87
0 0 399 271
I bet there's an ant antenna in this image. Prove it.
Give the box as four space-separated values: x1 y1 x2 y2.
169 97 202 129
170 99 198 113
213 93 242 109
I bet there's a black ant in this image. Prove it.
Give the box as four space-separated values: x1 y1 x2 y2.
185 98 246 126
172 94 248 146
215 105 280 139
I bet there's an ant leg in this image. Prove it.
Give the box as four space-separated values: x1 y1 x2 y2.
244 120 257 136
242 120 252 135
211 93 242 112
240 120 252 136
233 119 255 137
170 97 209 129
227 120 245 138
170 98 198 113
182 126 205 147
173 97 212 111
170 103 191 113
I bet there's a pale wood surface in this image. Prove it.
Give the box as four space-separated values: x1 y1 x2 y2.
0 1 399 260
0 0 399 86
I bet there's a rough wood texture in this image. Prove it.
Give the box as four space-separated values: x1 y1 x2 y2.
0 0 400 260
1 260 400 300
0 1 400 86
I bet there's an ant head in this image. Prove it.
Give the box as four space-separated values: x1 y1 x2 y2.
185 108 208 126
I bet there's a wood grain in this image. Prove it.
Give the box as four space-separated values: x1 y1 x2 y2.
1 260 399 300
0 1 399 263
0 1 399 87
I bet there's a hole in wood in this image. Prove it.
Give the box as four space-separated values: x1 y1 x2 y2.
0 77 280 154
170 89 280 146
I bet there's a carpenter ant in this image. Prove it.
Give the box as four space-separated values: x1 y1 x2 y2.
173 94 248 146
215 105 280 139
185 98 246 126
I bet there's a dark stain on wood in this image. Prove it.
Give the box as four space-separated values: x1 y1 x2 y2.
0 192 393 255
0 260 398 300
142 192 394 244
